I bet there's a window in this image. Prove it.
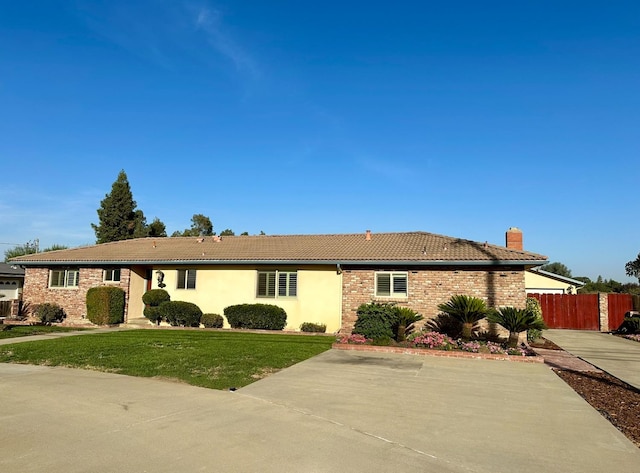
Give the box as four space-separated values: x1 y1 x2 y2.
257 271 297 298
375 272 408 298
103 268 121 282
177 269 197 289
49 269 79 288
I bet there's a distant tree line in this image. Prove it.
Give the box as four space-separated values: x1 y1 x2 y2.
541 261 640 295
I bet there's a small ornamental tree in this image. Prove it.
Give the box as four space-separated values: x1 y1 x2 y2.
488 306 547 348
86 286 125 325
142 289 170 325
437 295 488 340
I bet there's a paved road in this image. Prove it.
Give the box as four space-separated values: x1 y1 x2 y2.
1 348 638 472
544 329 640 390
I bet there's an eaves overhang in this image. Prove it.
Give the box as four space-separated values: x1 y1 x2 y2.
14 259 549 267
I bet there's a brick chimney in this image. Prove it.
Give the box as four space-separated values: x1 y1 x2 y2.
506 227 523 250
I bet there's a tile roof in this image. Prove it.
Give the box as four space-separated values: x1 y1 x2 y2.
10 232 547 266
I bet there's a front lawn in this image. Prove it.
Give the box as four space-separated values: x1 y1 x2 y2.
0 325 89 339
0 330 334 390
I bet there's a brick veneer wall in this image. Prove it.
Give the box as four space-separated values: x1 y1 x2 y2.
22 267 131 323
341 267 526 333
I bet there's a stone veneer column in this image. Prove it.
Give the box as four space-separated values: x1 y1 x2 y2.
598 292 609 332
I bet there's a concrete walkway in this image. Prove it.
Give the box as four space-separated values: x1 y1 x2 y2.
1 348 639 472
543 329 640 390
0 327 133 346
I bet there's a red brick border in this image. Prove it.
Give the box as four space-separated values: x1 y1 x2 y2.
332 343 544 363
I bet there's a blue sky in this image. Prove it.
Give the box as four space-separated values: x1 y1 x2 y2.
1 1 638 282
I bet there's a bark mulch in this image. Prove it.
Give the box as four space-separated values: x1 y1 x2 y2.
529 338 640 448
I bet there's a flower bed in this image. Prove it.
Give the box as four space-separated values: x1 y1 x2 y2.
622 334 640 343
334 333 543 363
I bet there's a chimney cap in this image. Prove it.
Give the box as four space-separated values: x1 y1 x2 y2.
365 229 372 241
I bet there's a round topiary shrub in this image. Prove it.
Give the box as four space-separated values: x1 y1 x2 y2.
158 301 202 327
86 286 125 325
201 313 224 328
142 289 171 306
35 303 66 325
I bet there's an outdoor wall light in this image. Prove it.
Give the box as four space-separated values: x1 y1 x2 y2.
156 270 166 288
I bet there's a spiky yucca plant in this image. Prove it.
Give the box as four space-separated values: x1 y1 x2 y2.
488 306 547 348
437 295 488 340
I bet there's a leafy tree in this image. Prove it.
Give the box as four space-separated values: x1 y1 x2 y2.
626 253 640 283
147 218 167 237
219 229 235 236
4 242 68 262
240 231 249 236
92 170 147 243
541 262 572 278
172 214 214 237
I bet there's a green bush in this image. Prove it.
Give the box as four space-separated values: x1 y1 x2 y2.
224 304 287 330
300 322 327 333
143 306 163 325
142 289 170 306
616 316 640 334
35 303 66 325
202 313 224 328
158 301 203 327
86 286 125 325
525 297 545 342
437 295 489 340
352 302 398 340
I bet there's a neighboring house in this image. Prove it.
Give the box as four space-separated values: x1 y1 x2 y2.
0 262 25 300
11 228 547 332
525 267 585 295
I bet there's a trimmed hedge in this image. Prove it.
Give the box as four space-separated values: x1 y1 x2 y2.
224 304 287 330
202 313 224 328
86 286 126 325
158 301 203 327
35 303 66 325
300 322 327 333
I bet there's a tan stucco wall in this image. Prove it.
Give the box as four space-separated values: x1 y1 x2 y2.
126 266 149 321
147 265 343 333
525 271 577 295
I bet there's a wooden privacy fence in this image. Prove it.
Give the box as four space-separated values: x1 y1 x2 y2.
528 293 634 331
0 300 12 317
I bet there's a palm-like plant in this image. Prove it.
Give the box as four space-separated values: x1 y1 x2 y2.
488 306 547 348
395 307 424 342
437 295 488 340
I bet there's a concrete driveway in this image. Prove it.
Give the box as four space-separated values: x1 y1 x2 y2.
544 329 640 390
1 349 639 473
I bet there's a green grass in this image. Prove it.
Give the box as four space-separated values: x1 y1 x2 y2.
0 325 89 339
0 330 334 390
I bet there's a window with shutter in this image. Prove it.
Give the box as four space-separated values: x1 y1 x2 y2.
257 271 297 298
375 272 408 298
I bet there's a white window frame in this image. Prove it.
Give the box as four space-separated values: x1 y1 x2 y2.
257 271 297 298
103 268 121 283
375 272 408 298
49 268 80 288
177 269 197 290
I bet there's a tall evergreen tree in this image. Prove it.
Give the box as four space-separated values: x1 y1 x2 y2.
171 214 214 237
92 170 147 243
147 217 167 237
